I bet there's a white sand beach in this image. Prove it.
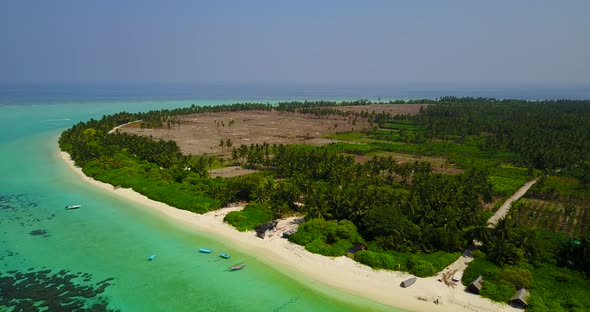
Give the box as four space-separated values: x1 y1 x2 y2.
60 151 518 312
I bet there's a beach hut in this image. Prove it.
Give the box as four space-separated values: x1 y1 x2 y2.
509 288 531 309
466 276 483 294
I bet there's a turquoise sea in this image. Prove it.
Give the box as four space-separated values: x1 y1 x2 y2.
0 96 401 311
1 84 589 311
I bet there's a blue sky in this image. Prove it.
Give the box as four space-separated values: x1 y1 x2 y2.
1 0 589 86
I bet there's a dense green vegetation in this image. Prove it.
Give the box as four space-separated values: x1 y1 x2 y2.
288 219 365 257
464 235 590 311
60 98 590 309
355 250 459 277
224 203 274 232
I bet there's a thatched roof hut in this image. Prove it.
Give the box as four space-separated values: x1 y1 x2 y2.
466 276 483 294
509 288 531 309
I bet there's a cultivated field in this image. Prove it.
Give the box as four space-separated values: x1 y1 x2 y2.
510 198 590 237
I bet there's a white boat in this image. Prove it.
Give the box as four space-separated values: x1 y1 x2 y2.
229 264 245 271
65 204 82 210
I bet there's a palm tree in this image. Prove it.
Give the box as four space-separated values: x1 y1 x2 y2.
486 236 523 266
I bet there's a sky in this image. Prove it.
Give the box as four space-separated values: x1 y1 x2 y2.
1 0 589 86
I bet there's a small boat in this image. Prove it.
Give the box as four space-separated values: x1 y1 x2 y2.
220 253 230 259
148 254 156 261
65 204 82 210
400 276 417 288
199 248 212 253
229 264 245 271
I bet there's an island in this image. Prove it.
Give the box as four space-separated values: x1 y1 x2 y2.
59 98 590 312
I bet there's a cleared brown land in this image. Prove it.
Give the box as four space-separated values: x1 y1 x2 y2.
208 166 258 178
119 104 426 156
117 104 452 177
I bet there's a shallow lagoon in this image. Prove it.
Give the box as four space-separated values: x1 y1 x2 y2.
0 99 398 311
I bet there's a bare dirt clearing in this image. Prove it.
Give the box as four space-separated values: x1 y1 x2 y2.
208 166 258 178
119 104 426 156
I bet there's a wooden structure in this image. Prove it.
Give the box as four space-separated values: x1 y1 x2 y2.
466 276 483 294
509 288 531 309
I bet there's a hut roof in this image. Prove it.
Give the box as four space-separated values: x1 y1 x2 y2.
509 288 531 305
466 276 484 293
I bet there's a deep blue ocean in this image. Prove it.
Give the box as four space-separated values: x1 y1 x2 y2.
2 83 590 105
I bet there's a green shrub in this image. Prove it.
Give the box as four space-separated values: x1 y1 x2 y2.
378 253 398 270
355 249 456 277
355 251 383 269
503 266 532 289
289 219 326 246
289 219 364 257
472 249 486 259
407 256 437 277
224 203 274 231
462 256 502 285
419 251 461 272
480 279 514 302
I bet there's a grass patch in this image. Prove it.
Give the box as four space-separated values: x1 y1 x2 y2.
325 131 368 141
380 120 421 131
488 165 533 195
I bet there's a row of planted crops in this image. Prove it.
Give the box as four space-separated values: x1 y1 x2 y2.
510 198 590 238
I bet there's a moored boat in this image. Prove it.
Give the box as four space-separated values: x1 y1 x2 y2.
65 204 82 210
229 264 245 271
220 253 230 259
400 276 417 288
148 254 156 261
199 248 212 253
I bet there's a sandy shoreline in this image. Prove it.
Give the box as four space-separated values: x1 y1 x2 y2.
59 151 517 312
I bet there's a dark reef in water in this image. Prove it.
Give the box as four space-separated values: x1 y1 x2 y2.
0 269 117 311
29 229 50 237
0 194 55 229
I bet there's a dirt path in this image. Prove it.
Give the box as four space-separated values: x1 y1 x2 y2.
437 250 474 287
487 178 538 227
108 120 142 134
437 177 538 286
